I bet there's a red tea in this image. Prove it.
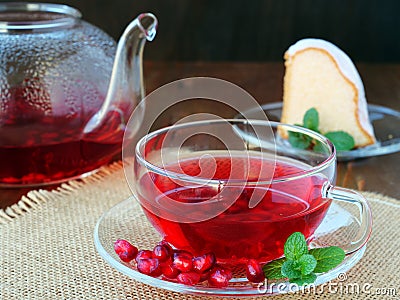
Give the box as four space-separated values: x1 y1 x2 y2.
138 154 331 265
0 84 127 185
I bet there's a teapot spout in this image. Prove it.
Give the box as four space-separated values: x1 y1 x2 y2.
84 13 157 135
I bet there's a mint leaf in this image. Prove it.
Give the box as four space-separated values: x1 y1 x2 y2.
262 258 286 279
312 140 326 153
309 247 346 273
324 131 355 151
289 273 317 286
303 108 319 131
281 260 302 279
288 130 312 149
284 232 308 261
298 254 317 275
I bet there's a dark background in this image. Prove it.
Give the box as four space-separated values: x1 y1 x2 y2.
2 0 400 62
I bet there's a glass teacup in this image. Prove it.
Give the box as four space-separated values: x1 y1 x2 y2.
127 119 372 265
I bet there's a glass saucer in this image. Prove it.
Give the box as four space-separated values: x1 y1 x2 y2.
238 102 400 161
94 197 369 297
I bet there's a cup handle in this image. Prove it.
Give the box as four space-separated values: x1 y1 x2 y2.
323 185 372 254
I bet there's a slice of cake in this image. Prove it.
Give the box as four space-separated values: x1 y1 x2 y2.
281 38 376 148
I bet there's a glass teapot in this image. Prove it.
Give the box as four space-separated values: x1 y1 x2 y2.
0 3 157 186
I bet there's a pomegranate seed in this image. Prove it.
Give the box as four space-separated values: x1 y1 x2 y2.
192 252 216 273
158 240 174 255
137 258 162 277
113 239 138 262
245 259 265 283
199 268 212 282
161 263 180 279
173 250 193 272
208 266 233 288
135 250 153 263
177 272 201 286
153 245 171 262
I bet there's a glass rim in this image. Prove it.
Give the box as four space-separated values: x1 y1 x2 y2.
0 2 81 31
135 119 336 185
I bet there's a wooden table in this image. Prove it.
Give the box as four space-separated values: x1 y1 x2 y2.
1 62 399 209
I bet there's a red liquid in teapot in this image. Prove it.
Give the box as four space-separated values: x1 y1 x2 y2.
0 84 127 185
139 154 331 264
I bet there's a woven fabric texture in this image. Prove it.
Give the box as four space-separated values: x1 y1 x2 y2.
1 162 399 299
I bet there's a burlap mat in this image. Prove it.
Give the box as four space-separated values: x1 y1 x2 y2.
1 162 399 300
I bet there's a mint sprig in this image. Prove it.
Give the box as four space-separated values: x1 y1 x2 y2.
263 232 345 286
288 108 355 151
